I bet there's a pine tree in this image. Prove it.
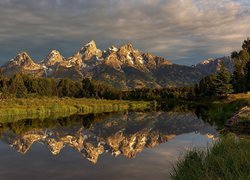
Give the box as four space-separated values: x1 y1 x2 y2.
242 37 250 53
231 39 250 93
57 79 71 97
245 61 250 91
215 62 233 96
199 74 217 96
0 76 8 98
9 73 27 98
51 78 58 97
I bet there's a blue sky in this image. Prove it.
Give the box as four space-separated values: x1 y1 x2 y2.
0 0 249 65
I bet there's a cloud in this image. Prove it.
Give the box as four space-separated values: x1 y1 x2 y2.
0 0 249 65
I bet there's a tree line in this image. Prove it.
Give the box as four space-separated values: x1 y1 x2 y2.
0 71 198 100
0 73 124 99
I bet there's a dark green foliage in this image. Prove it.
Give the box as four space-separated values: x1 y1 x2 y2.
9 73 27 98
245 61 250 91
198 62 233 97
0 74 124 100
0 76 8 97
199 74 217 96
57 78 72 97
214 62 233 96
242 37 250 53
51 78 58 96
232 38 250 93
0 72 200 101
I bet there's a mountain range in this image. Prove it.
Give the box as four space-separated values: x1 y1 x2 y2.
0 40 234 89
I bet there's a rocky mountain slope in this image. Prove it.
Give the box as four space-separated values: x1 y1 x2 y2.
194 56 234 74
1 41 206 89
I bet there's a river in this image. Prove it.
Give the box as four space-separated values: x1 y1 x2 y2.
0 109 218 180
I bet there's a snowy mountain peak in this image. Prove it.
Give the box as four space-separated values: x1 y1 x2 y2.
84 40 97 48
16 51 32 61
50 50 61 55
80 40 102 61
1 51 43 77
43 50 64 66
11 51 36 65
119 43 134 52
194 56 234 74
109 45 118 52
199 58 215 65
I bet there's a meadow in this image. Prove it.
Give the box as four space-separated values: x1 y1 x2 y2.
0 97 152 123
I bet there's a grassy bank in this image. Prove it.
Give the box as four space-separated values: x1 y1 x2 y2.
0 97 152 123
227 106 250 134
171 135 250 180
199 94 250 129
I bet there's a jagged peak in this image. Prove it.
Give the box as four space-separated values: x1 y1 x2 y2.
80 40 102 60
16 51 31 59
119 43 134 52
109 45 118 52
80 40 99 52
45 50 63 59
42 50 64 66
18 51 29 56
11 51 34 64
142 52 155 59
49 50 61 55
85 40 96 46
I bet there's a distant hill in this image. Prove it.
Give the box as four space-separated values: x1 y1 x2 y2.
193 56 234 75
1 40 206 89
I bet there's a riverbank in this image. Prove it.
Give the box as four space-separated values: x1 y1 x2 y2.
171 134 250 180
197 94 250 129
225 106 250 134
0 97 152 123
171 94 250 179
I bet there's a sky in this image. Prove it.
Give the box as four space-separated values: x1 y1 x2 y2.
0 0 249 66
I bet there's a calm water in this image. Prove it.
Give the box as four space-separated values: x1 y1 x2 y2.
0 110 218 180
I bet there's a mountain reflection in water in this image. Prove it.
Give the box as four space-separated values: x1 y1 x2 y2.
0 111 217 164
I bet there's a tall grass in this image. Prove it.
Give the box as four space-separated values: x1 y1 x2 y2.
0 97 152 123
171 135 250 180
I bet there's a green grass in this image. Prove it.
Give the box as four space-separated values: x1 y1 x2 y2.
171 134 250 180
0 97 152 123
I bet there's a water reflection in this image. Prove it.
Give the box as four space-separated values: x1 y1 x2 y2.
0 111 217 164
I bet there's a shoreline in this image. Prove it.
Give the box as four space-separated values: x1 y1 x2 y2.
0 97 153 123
